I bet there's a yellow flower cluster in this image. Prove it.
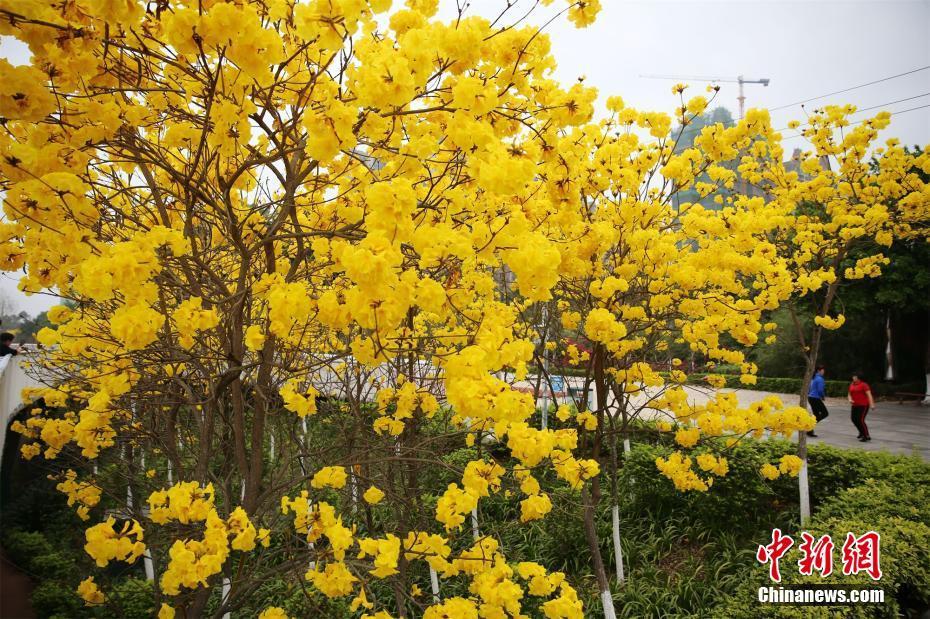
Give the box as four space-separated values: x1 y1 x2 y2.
172 297 220 349
148 481 216 525
311 466 349 490
279 379 320 418
695 453 730 476
655 453 711 492
56 469 101 521
375 379 440 435
363 486 385 504
1 0 926 615
357 534 401 578
147 482 263 595
814 314 846 330
520 493 553 522
84 517 145 568
281 495 354 560
306 562 357 598
161 511 230 595
76 576 105 606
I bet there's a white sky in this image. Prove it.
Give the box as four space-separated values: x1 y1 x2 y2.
2 0 928 315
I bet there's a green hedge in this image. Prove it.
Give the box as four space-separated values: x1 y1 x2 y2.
703 447 930 618
708 516 930 618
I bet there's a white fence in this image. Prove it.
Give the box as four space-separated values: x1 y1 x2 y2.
0 351 42 467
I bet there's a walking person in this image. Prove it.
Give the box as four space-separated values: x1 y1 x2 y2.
848 371 874 442
806 365 829 437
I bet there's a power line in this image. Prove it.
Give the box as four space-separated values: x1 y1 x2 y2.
774 92 930 132
770 66 930 111
780 103 930 141
668 95 928 145
855 92 930 114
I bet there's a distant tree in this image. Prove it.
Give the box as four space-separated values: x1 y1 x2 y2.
750 148 930 387
9 311 52 344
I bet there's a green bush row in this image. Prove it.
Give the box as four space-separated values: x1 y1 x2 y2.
600 439 930 618
708 494 930 618
534 367 923 400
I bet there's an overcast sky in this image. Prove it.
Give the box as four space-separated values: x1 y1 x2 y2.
2 0 928 315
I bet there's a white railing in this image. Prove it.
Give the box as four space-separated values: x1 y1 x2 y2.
0 351 43 466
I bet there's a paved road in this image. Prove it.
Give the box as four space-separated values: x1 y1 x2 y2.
802 395 930 460
519 377 930 460
659 388 929 459
648 388 930 460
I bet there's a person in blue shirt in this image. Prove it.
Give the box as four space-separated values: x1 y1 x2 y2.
807 365 829 437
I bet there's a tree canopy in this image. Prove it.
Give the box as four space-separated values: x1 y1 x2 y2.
0 1 928 618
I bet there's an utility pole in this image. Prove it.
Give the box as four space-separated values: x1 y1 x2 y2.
640 74 771 119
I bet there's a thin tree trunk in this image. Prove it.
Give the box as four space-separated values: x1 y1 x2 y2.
584 346 616 618
789 304 815 526
608 418 624 584
884 311 895 381
583 487 616 619
611 505 624 583
923 309 930 405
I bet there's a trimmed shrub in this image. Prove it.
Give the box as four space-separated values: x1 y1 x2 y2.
708 516 930 618
109 578 155 619
807 444 930 508
30 580 82 619
817 479 930 526
2 529 54 568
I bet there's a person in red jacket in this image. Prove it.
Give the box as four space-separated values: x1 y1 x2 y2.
848 371 875 442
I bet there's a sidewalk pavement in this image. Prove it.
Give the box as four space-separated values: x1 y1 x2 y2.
655 388 930 460
516 376 929 460
805 395 930 460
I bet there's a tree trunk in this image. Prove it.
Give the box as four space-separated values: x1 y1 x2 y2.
789 303 819 528
797 347 817 527
790 276 834 528
923 309 930 405
884 310 895 381
611 505 625 583
582 487 616 619
607 415 625 584
584 345 616 617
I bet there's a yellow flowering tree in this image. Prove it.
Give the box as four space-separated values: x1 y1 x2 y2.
741 107 930 523
1 0 606 616
2 0 927 617
528 90 815 606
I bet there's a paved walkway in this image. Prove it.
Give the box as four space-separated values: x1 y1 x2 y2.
658 388 929 459
802 395 930 459
518 376 930 460
0 550 35 619
654 388 930 460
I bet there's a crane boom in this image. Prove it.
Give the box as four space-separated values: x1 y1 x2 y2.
639 73 771 118
639 74 742 83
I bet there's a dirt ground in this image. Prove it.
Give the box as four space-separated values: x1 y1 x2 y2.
0 549 35 619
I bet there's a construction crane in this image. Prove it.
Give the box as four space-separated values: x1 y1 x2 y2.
639 74 771 119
